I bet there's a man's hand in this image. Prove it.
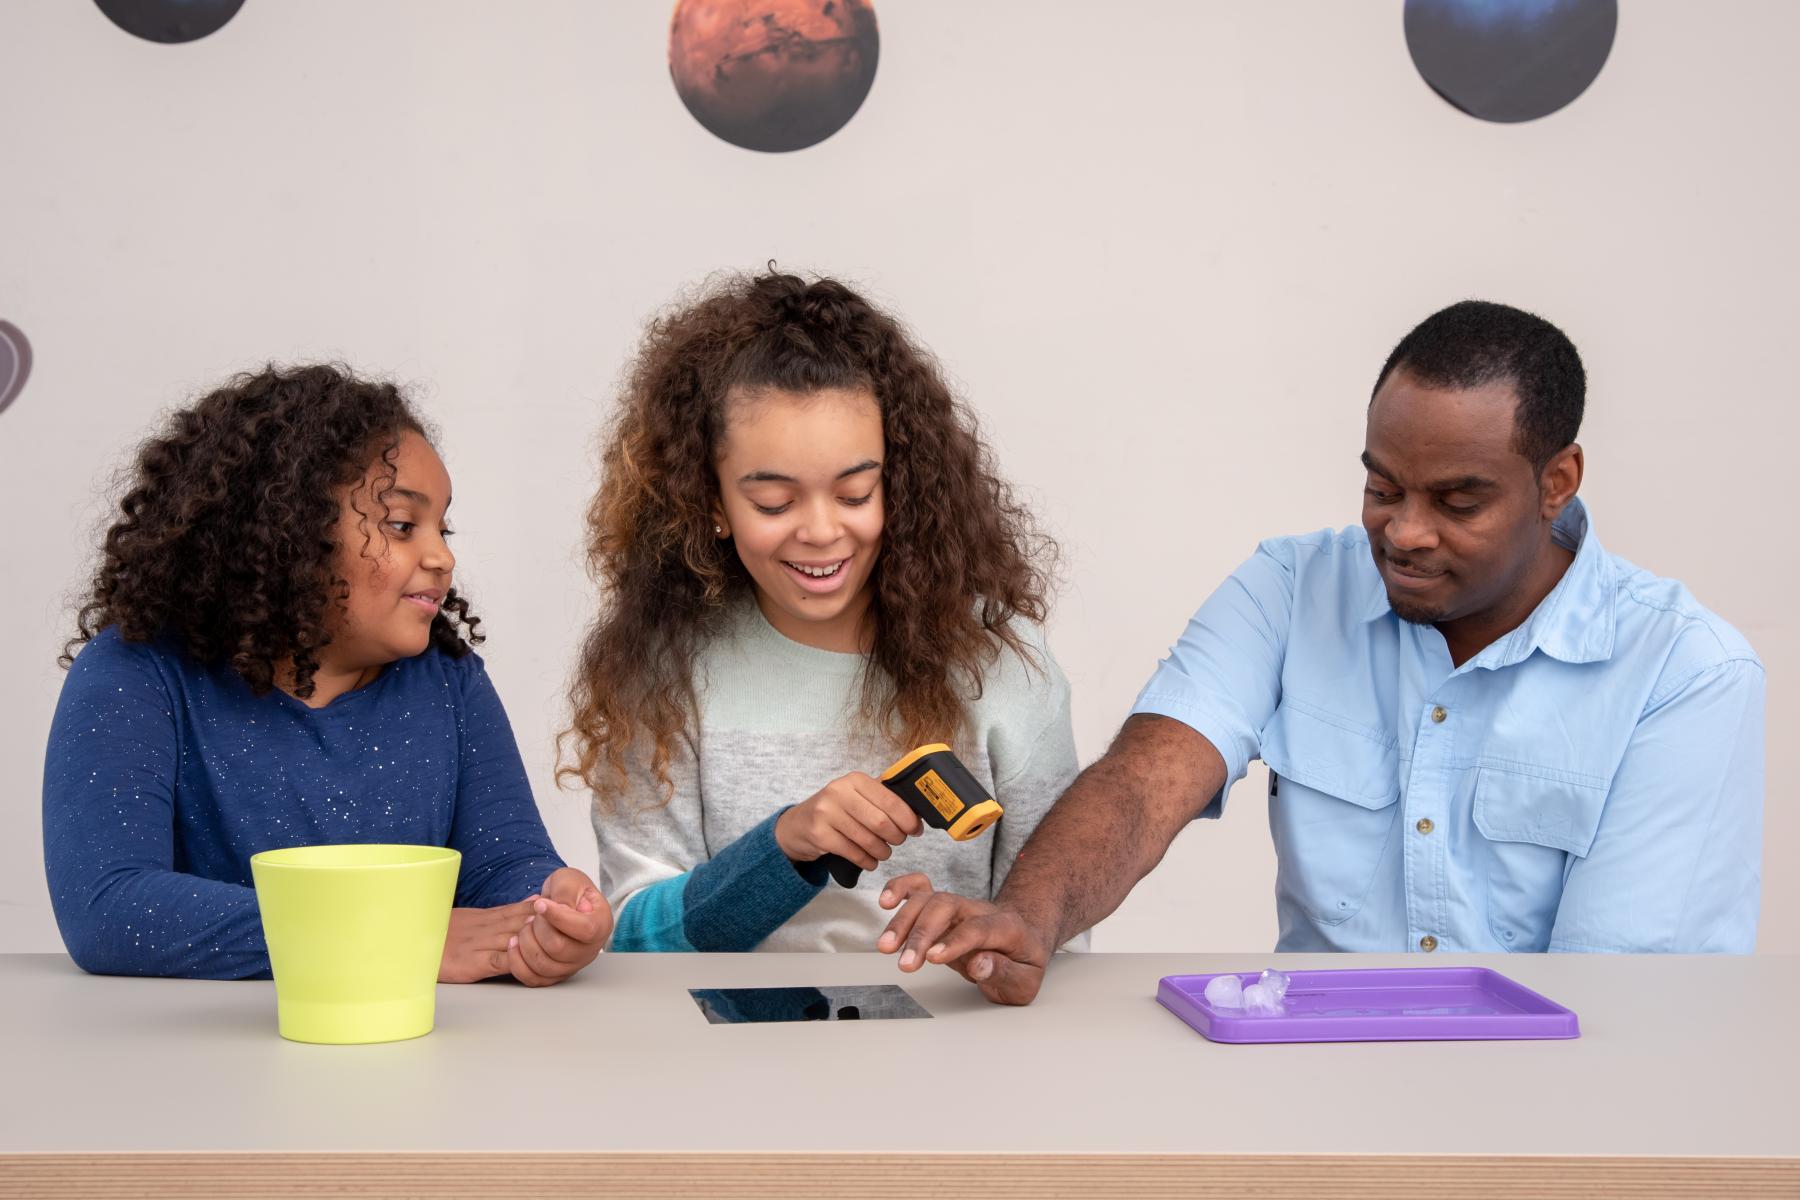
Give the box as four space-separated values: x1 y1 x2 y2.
873 714 1224 1006
439 898 538 983
506 867 612 987
875 872 1051 1006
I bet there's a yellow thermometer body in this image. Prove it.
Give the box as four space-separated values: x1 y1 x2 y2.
820 744 1003 888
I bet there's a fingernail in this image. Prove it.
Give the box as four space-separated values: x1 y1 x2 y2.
928 943 946 961
534 899 548 914
525 914 535 925
878 931 895 950
508 935 518 949
879 891 892 906
972 955 992 981
900 949 916 968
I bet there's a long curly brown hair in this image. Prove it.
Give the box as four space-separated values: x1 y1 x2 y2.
562 270 1057 809
63 363 483 698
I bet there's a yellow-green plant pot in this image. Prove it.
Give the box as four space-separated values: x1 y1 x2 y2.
250 844 460 1045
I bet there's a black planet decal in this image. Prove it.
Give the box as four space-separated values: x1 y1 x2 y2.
669 0 879 153
94 0 245 44
1405 0 1617 124
0 321 32 418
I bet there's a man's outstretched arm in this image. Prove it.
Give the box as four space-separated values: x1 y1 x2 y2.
878 713 1225 1004
879 539 1300 1003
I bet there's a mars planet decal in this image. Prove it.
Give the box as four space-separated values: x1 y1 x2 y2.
1405 0 1617 123
94 0 245 45
0 322 32 418
669 0 879 153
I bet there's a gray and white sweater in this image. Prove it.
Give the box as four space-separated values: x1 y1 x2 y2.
596 601 1081 952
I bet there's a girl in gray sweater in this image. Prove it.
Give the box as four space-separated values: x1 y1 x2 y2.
562 270 1079 953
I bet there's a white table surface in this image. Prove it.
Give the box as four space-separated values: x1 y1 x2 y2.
2 950 1796 1160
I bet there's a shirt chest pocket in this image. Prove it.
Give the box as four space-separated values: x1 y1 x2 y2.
1472 766 1608 951
1261 704 1400 927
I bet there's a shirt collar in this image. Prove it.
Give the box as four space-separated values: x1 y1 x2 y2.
1482 497 1616 667
1359 497 1617 666
1359 542 1397 622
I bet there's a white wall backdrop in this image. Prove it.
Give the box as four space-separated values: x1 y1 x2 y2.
2 0 1793 954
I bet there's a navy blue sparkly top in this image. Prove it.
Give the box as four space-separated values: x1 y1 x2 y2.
42 626 566 979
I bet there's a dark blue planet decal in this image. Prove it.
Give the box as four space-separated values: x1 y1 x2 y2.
94 0 245 44
0 322 32 418
1405 0 1617 123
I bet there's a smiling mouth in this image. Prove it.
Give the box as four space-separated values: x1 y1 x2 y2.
403 590 445 611
1384 558 1445 585
783 559 845 579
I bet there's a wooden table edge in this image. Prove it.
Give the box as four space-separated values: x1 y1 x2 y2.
2 1152 1796 1198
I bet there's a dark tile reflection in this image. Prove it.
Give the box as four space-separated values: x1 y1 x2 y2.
690 985 931 1024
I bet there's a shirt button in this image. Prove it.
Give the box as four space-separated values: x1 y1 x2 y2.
1430 706 1447 723
1419 935 1438 952
1415 817 1434 835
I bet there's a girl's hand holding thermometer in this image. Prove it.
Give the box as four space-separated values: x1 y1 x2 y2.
779 745 1005 888
775 772 923 877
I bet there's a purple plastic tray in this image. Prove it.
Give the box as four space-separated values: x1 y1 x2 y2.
1157 968 1580 1044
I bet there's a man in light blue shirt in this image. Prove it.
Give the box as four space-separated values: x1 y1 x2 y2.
878 300 1765 1003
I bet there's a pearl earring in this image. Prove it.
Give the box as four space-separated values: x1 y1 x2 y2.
715 524 723 535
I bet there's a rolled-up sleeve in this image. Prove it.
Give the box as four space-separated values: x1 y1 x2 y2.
1130 541 1294 816
1550 657 1765 953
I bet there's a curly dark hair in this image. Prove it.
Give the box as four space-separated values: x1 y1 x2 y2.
63 363 483 698
562 269 1057 808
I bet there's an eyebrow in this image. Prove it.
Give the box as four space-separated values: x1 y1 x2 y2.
1360 453 1496 493
738 460 881 485
1429 476 1498 494
387 487 432 505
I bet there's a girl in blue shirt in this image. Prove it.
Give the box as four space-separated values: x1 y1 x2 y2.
43 364 610 983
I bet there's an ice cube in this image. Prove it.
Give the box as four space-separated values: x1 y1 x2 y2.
1203 974 1244 1008
1241 982 1284 1014
1258 968 1291 1001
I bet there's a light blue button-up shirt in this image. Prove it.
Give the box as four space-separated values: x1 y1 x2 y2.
1132 500 1764 954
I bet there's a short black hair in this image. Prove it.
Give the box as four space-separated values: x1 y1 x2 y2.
1372 300 1585 470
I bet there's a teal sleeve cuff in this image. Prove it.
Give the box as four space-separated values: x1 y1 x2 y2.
611 874 696 952
682 808 825 951
609 809 826 953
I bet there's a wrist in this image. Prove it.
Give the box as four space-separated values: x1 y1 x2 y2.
995 888 1062 954
772 805 814 862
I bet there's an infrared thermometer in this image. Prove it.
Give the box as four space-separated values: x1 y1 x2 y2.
819 743 1003 888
